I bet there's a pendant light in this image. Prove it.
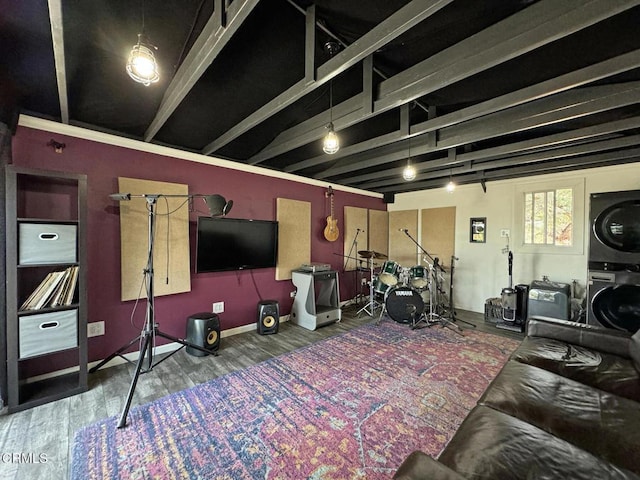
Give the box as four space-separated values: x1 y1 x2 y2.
446 169 456 192
402 138 416 181
126 1 159 86
323 42 340 154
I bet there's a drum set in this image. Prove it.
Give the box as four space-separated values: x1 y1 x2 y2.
355 250 460 332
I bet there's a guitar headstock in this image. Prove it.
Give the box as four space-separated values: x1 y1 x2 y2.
325 186 334 198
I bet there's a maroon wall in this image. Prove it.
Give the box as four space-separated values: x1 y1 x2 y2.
11 125 386 362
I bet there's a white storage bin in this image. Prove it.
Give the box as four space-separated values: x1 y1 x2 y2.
19 309 78 359
19 223 77 265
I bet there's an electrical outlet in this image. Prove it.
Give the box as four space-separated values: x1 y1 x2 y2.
213 301 224 313
500 229 510 238
290 291 296 298
87 321 105 338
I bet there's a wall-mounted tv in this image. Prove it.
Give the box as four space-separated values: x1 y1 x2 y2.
196 217 278 273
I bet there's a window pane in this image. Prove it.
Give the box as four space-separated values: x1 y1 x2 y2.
524 193 532 244
533 192 546 244
556 188 573 246
546 191 555 244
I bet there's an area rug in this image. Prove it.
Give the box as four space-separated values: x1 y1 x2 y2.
71 320 519 479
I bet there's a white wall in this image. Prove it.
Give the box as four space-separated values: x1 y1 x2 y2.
389 163 640 313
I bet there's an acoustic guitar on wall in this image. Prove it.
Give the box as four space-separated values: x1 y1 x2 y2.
324 186 339 242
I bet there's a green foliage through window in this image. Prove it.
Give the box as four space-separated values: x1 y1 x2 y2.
523 188 573 246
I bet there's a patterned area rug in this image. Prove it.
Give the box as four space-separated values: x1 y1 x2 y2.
72 320 519 479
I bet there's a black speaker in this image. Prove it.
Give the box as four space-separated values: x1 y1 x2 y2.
186 312 220 356
383 192 395 204
257 300 279 335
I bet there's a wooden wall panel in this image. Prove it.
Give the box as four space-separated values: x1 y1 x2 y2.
118 177 190 301
421 207 456 269
343 206 368 271
276 198 311 280
388 210 418 267
368 209 388 258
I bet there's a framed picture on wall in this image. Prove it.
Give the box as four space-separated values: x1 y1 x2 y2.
470 217 486 243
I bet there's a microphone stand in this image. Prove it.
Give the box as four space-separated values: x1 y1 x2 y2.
448 256 475 328
400 229 462 334
342 229 365 307
90 193 227 428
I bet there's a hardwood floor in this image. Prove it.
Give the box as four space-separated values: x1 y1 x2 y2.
0 305 522 479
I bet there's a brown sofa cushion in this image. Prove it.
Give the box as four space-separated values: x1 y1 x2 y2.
630 329 640 372
393 451 465 480
511 336 640 402
438 405 640 480
479 361 640 474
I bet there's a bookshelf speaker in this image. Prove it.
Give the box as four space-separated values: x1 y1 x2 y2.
257 300 279 335
186 312 220 356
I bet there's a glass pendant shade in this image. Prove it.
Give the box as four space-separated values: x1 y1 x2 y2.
446 180 456 192
323 124 339 154
126 34 159 86
402 163 416 181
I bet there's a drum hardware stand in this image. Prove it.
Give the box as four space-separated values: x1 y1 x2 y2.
358 258 382 317
91 193 231 428
425 258 463 335
341 228 366 307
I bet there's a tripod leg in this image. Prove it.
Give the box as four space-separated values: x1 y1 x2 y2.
156 330 218 357
89 335 142 373
117 332 153 428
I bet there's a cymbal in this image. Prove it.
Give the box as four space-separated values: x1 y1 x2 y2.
358 250 388 260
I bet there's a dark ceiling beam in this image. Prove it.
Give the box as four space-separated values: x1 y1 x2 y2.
283 44 640 174
361 134 640 190
345 115 640 185
144 0 260 142
305 5 316 84
382 147 640 193
202 0 455 155
47 0 68 124
315 81 640 179
261 0 638 168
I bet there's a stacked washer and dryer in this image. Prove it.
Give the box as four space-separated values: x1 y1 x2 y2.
587 189 640 333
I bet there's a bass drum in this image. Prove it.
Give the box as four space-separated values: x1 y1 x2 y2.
385 286 425 323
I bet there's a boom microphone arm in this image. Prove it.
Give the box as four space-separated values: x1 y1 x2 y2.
399 228 445 272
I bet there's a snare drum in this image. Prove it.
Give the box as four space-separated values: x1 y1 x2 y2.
378 260 400 286
409 265 428 289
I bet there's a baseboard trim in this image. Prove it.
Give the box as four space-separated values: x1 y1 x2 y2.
26 315 290 384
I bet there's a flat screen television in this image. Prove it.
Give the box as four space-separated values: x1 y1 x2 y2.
196 217 278 273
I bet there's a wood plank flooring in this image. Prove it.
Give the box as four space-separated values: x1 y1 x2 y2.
0 306 522 479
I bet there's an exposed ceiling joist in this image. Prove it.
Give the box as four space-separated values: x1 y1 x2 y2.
315 81 640 179
362 135 640 190
202 0 455 155
346 116 640 186
144 0 261 142
285 49 640 173
384 146 640 192
47 0 68 124
254 0 638 166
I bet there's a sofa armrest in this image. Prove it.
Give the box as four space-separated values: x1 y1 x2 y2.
526 316 632 358
393 451 466 480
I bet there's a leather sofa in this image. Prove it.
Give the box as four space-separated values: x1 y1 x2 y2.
394 317 640 480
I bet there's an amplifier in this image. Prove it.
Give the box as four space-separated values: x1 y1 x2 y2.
528 280 571 320
299 262 331 272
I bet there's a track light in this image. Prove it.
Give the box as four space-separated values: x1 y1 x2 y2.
126 33 159 86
